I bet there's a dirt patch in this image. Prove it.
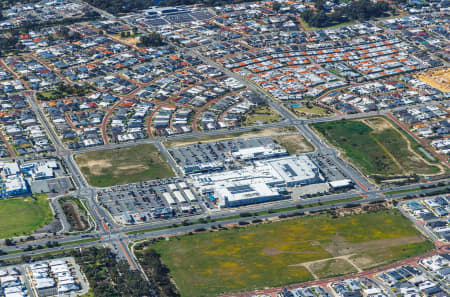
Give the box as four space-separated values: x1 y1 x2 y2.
62 201 86 231
115 164 148 175
350 255 374 269
307 258 359 279
321 235 424 257
363 118 391 132
262 247 323 256
166 126 297 147
263 248 281 256
77 159 112 175
274 134 314 154
417 68 450 93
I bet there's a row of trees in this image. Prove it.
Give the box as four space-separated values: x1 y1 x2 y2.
0 35 18 51
74 247 153 297
85 0 152 14
84 0 249 13
36 83 92 101
158 0 246 6
0 35 24 56
301 0 391 28
138 248 180 297
0 10 100 35
138 32 165 47
59 26 83 42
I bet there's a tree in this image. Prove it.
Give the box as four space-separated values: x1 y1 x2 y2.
84 0 151 14
138 32 164 47
59 27 82 42
0 36 19 53
21 255 31 263
272 2 281 11
315 0 326 10
301 0 391 28
4 238 14 246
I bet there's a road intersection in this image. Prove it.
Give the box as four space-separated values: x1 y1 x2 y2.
0 3 448 295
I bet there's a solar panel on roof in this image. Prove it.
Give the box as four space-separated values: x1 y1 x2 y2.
227 185 253 194
283 164 297 177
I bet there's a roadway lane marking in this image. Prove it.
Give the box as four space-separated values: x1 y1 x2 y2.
118 240 136 270
358 182 368 192
94 207 109 232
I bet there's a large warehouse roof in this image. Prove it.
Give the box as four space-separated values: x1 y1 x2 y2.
192 155 323 207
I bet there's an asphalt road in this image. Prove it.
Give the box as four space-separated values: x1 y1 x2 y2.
2 181 449 260
6 3 449 285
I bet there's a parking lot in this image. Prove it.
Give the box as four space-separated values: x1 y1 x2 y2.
168 137 285 174
30 176 73 196
313 153 348 182
97 177 205 225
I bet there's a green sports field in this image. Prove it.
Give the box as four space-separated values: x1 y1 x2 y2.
0 194 53 239
145 209 433 297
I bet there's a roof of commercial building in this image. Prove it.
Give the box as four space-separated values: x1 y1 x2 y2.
216 182 279 203
5 175 27 193
192 155 320 188
260 155 319 184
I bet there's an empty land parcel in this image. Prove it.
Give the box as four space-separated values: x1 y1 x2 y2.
274 134 314 154
312 117 441 178
143 209 433 297
75 144 175 187
163 126 298 147
0 194 53 239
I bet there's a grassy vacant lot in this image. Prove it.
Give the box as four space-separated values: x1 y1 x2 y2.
148 209 432 297
164 126 297 147
313 117 440 177
36 84 92 101
60 197 92 231
309 259 357 279
299 17 357 31
75 144 175 187
0 194 53 239
291 105 332 118
242 105 281 126
274 134 314 154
